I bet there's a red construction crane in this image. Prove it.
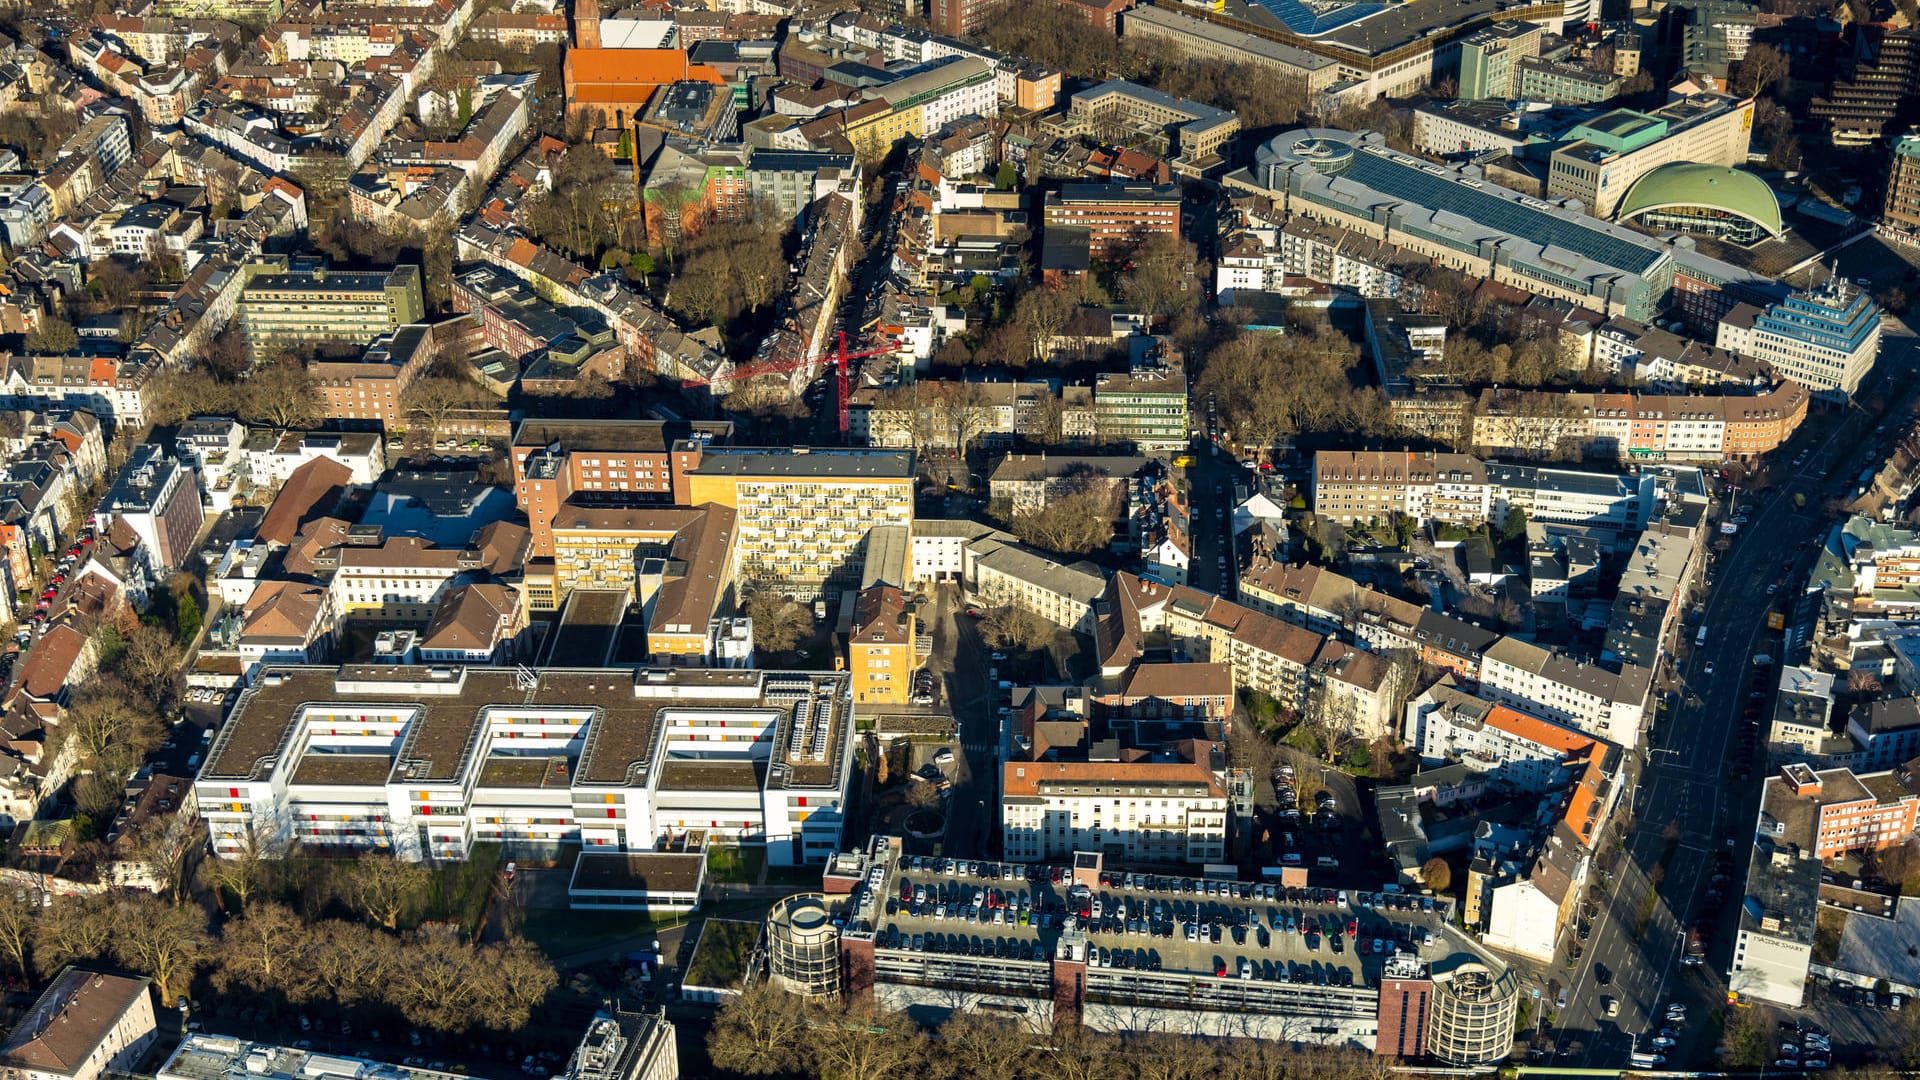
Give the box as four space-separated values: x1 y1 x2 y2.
681 331 900 436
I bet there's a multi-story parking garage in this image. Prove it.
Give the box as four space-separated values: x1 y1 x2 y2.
806 838 1521 1063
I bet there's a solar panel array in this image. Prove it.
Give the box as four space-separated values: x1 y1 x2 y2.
788 702 809 761
1342 147 1666 276
765 678 812 701
1249 0 1390 34
809 700 832 761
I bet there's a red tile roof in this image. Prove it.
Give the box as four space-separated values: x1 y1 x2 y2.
256 457 351 548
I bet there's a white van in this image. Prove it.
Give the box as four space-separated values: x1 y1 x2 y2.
1630 1053 1665 1069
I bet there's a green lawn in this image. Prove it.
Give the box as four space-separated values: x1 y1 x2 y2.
685 918 763 991
706 845 765 884
424 842 502 936
519 897 772 964
520 906 667 957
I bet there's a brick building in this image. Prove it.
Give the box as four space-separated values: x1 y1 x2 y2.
308 325 435 432
929 0 1006 38
1040 0 1133 32
1042 182 1180 259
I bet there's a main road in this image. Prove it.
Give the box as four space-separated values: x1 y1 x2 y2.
1547 335 1920 1066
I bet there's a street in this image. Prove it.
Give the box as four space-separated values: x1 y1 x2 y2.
928 583 999 859
1185 443 1251 599
1544 335 1920 1067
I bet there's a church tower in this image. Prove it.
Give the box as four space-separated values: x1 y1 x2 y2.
573 0 601 49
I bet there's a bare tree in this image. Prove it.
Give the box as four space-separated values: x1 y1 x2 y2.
0 890 34 977
109 894 213 1005
348 855 431 930
306 919 400 1005
402 374 491 451
1194 329 1365 452
666 256 731 327
1047 1024 1125 1080
32 894 114 975
707 983 811 1076
476 936 558 1031
944 381 1002 459
1129 1031 1221 1080
1379 649 1421 717
1226 711 1283 781
932 1008 1035 1080
1022 390 1067 446
130 812 201 902
1733 42 1789 98
62 678 166 778
1303 677 1361 765
387 924 483 1032
869 382 954 455
1119 234 1202 324
1010 286 1077 362
240 356 322 429
1009 481 1117 556
201 820 283 912
804 998 924 1080
743 590 810 655
117 622 181 704
205 326 254 378
213 901 317 1001
26 318 78 354
979 605 1051 653
733 210 789 314
144 368 237 427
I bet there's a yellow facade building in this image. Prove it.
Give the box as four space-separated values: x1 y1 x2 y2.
684 449 916 599
847 585 916 705
546 503 739 661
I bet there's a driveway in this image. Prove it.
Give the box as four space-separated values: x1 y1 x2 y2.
928 584 996 858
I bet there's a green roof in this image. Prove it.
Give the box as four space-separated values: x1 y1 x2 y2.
1565 109 1667 153
1615 164 1782 238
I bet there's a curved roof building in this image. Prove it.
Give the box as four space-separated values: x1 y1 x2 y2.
767 893 841 998
1616 164 1783 243
1241 127 1678 319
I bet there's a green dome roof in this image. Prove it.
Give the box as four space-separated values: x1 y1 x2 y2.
1615 164 1783 238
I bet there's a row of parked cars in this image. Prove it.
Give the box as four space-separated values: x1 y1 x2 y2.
1088 945 1164 972
892 881 1050 927
899 855 1034 882
1089 869 1439 917
1733 657 1775 783
879 928 1047 961
1271 766 1338 830
23 529 92 637
1628 1003 1689 1069
1831 982 1902 1011
1206 954 1357 986
1774 1019 1832 1071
